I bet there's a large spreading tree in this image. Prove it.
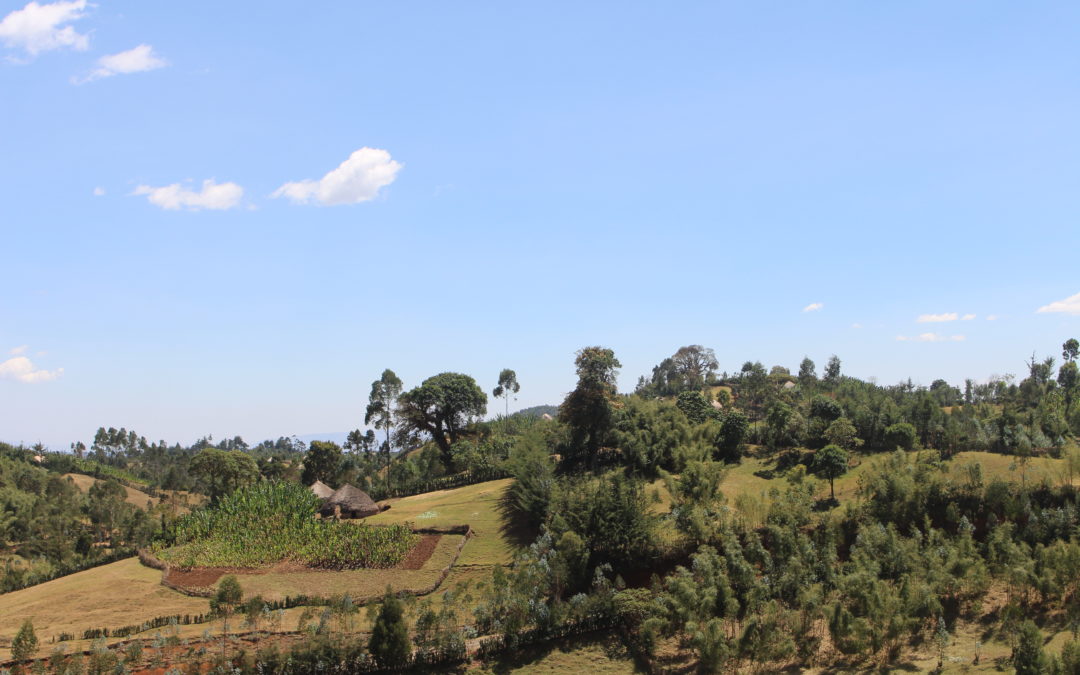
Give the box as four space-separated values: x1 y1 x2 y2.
397 372 487 470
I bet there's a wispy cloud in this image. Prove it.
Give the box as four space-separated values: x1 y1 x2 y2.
133 179 244 211
986 315 999 321
802 302 824 313
92 186 104 196
0 355 62 383
916 312 958 323
74 44 167 83
961 313 976 320
9 345 28 356
0 0 88 58
1037 291 1080 316
272 147 402 206
896 333 966 343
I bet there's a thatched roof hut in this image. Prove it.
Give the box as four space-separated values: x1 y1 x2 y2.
309 480 334 500
320 484 380 519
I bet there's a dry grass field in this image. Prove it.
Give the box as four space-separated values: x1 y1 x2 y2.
62 473 159 509
0 557 208 660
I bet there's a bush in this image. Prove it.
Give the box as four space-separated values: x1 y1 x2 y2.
884 423 917 451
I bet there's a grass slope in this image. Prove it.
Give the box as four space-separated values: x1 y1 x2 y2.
366 478 516 567
62 473 159 509
0 558 207 660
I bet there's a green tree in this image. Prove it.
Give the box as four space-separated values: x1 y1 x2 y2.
366 369 404 475
189 448 259 503
369 588 411 669
213 575 243 661
883 422 917 451
1064 338 1079 363
1013 620 1049 675
813 444 849 501
493 368 521 417
824 354 842 384
1059 361 1079 419
398 372 487 469
559 346 621 470
798 357 817 388
676 390 716 424
12 619 38 664
824 417 863 451
671 345 719 391
301 440 342 486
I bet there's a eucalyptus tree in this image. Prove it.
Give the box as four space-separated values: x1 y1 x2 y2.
493 368 521 417
365 369 403 473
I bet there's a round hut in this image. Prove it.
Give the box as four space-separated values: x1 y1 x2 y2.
309 480 334 501
320 484 380 519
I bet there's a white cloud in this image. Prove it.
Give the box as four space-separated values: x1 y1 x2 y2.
916 312 958 323
896 333 966 343
1037 291 1080 316
0 355 62 383
851 323 862 329
272 147 402 206
9 345 28 355
986 315 999 321
961 313 976 321
802 302 824 313
133 179 244 211
92 186 104 196
75 44 167 83
0 0 88 57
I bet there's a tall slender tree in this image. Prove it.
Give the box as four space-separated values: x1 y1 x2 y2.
493 368 520 417
366 369 403 476
559 346 621 470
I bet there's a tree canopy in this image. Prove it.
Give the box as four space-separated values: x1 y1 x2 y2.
397 372 487 469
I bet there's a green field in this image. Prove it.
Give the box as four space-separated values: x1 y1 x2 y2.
366 478 516 567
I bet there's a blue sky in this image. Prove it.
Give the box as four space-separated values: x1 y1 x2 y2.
2 1 1079 448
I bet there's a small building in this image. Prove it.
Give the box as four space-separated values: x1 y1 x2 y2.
320 484 380 519
309 480 334 500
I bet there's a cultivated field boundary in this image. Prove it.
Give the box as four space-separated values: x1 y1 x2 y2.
138 524 474 602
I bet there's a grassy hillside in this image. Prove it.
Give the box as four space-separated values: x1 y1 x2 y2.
366 478 516 567
0 558 207 660
62 473 158 509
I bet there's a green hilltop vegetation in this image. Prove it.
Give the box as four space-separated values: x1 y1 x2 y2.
3 340 1080 672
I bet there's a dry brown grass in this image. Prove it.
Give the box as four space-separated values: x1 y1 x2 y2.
62 473 159 509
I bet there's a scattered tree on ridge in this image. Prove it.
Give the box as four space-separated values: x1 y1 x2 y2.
493 368 521 417
366 369 404 476
397 372 487 470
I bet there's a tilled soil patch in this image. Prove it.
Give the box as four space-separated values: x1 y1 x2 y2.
397 534 442 570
